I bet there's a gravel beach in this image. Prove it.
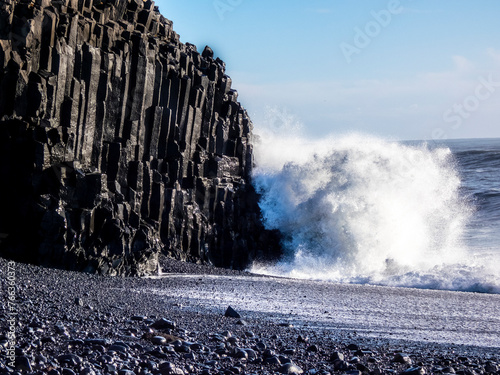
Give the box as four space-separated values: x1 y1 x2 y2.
1 256 499 375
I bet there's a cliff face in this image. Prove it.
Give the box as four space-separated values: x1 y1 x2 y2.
0 0 280 275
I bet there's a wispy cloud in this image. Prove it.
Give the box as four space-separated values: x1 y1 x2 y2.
487 48 500 65
236 51 500 140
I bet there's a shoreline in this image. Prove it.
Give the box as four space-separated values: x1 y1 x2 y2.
1 256 499 374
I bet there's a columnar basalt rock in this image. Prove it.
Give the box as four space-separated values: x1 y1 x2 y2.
0 0 280 275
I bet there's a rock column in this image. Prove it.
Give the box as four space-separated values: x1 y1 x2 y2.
0 0 281 275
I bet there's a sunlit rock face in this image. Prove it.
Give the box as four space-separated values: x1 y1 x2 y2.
0 0 280 275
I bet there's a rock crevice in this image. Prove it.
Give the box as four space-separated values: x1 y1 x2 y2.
0 0 280 274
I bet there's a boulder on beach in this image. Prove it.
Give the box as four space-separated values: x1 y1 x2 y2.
224 306 241 318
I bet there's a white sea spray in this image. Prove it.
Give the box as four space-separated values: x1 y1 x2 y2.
251 109 499 293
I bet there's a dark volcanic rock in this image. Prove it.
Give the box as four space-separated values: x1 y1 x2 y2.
15 355 32 372
0 0 281 274
224 305 241 318
151 318 176 330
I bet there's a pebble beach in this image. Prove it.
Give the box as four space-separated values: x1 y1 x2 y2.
1 256 499 375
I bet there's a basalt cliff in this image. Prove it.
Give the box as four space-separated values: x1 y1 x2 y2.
0 0 280 275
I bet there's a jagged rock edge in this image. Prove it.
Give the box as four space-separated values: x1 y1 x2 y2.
0 0 282 275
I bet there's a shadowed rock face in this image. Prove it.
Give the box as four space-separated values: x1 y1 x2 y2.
0 0 281 275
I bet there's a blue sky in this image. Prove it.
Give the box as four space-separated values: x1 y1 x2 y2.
155 1 500 140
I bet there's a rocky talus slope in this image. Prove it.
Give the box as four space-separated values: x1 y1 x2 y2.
0 0 280 274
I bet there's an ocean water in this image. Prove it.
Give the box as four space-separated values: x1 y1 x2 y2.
250 116 500 294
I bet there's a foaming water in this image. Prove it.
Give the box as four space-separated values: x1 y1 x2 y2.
251 111 500 293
